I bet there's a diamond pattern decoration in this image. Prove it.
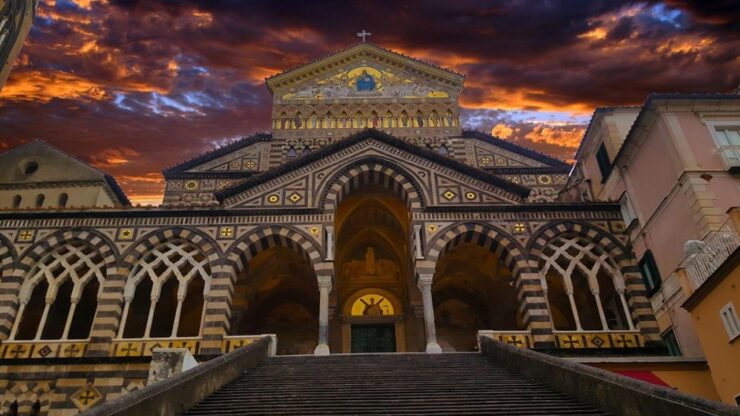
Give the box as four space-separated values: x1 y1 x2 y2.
37 345 53 358
288 193 302 203
590 335 605 348
442 190 456 201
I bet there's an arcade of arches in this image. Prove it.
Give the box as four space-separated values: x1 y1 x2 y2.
3 201 640 356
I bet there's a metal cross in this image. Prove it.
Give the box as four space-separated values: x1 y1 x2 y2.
357 30 371 42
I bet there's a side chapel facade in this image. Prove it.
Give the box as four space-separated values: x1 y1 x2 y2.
0 43 671 414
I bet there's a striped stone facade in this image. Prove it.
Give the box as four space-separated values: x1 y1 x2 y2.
0 43 664 414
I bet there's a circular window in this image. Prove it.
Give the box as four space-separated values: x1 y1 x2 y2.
23 161 39 175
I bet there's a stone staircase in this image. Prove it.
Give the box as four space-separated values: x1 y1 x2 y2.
182 353 609 415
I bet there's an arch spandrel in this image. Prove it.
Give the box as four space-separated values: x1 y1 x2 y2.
220 133 527 210
120 226 221 272
526 220 630 266
423 222 530 277
223 225 324 277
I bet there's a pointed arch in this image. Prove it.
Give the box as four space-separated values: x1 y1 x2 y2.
0 233 16 278
445 109 454 126
415 110 425 127
400 111 409 127
279 112 288 129
528 220 657 341
424 222 529 276
384 110 394 128
118 227 220 339
1 229 117 340
319 157 426 212
324 111 333 128
430 110 440 127
224 225 323 275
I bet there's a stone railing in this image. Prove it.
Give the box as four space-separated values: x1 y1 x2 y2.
479 336 739 416
0 334 273 360
477 329 646 350
683 219 740 290
83 336 274 416
553 330 644 349
477 330 535 349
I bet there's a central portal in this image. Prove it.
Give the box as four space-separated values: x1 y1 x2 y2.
333 178 421 353
351 324 396 353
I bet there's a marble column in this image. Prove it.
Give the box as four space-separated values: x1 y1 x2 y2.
314 275 332 355
417 274 442 353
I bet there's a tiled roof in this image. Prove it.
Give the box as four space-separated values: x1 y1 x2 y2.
610 92 740 168
461 130 571 167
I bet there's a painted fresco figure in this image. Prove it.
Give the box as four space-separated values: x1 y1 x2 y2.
362 297 384 316
356 70 376 91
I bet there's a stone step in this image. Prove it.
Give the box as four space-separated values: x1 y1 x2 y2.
183 353 609 416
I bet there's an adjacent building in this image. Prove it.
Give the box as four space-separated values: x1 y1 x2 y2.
568 92 740 404
0 0 37 91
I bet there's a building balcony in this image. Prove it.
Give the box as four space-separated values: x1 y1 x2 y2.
717 145 740 172
681 213 740 291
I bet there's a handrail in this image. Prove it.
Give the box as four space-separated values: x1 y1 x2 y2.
479 335 739 416
81 336 274 416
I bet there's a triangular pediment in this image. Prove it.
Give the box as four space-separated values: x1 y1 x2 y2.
163 133 272 176
266 43 464 102
0 141 109 183
217 129 529 209
0 140 130 205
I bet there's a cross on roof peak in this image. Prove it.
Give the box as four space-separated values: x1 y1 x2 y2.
357 30 371 43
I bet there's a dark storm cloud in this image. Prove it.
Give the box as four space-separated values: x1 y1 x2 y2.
0 0 738 202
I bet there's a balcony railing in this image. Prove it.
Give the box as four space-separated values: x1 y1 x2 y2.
683 219 740 290
718 145 740 171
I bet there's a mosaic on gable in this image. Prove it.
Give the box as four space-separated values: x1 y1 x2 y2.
281 65 452 101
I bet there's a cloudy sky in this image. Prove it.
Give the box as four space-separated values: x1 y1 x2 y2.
1 0 738 204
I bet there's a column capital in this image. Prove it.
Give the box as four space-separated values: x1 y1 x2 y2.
317 275 333 291
417 274 434 289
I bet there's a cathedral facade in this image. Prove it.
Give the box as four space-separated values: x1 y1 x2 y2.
0 43 664 414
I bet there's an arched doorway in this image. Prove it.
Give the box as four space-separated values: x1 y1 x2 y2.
333 183 418 352
230 246 319 355
432 236 522 351
342 289 404 352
